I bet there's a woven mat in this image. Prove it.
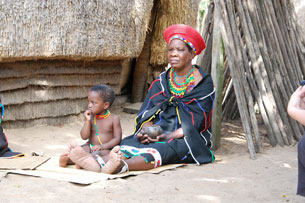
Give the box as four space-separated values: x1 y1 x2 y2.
0 156 185 185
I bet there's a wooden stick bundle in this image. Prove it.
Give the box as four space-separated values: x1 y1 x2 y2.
199 0 305 157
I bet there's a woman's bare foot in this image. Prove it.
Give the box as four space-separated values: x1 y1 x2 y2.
102 146 124 174
59 153 70 167
69 146 101 172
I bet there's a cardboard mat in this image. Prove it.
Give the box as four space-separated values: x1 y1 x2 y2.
0 156 185 185
0 171 7 182
0 154 50 170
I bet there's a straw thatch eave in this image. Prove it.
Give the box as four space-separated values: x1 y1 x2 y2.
0 0 153 62
150 0 201 66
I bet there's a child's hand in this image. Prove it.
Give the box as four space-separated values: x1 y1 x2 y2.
84 110 92 121
91 145 102 151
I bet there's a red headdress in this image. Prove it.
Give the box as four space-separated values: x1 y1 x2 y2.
163 24 206 55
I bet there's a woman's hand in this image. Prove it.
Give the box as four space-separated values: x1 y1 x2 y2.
137 127 185 144
156 132 181 141
158 128 184 140
136 129 160 144
156 134 168 141
137 132 161 144
136 122 154 144
136 132 150 144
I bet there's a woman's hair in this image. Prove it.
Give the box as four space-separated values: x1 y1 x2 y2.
90 84 115 106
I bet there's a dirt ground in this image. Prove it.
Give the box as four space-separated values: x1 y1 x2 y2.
0 106 304 203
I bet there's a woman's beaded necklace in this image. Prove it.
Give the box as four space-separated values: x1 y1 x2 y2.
93 110 111 145
169 66 195 98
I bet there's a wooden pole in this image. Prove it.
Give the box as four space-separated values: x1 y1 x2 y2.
215 0 256 159
211 7 224 150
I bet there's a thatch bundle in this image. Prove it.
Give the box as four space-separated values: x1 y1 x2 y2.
0 60 127 128
0 0 153 61
149 0 201 66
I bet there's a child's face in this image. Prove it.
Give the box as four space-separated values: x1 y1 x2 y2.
87 91 108 115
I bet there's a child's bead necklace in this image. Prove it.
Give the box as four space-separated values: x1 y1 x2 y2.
95 110 110 120
93 110 111 145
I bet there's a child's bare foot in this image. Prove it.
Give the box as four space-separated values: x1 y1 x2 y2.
102 146 124 174
69 146 101 172
59 153 71 167
75 165 82 169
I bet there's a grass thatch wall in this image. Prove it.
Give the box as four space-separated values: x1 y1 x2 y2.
0 60 128 128
150 0 201 66
0 0 153 61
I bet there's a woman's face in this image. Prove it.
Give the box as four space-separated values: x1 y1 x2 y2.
167 39 195 70
87 91 108 115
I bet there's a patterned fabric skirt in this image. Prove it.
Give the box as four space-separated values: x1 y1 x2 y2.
120 135 195 168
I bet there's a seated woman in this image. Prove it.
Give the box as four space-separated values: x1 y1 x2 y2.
70 24 215 174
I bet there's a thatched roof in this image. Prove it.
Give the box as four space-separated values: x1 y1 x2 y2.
0 0 153 62
150 0 201 65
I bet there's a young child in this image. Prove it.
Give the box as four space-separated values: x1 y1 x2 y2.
59 84 122 172
287 84 305 197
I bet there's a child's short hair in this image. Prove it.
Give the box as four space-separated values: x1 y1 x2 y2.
90 84 115 106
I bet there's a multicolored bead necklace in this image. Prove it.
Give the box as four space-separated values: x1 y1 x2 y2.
169 67 195 98
93 110 111 145
95 110 110 120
